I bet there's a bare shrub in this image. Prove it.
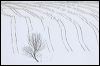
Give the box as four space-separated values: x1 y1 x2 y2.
23 33 45 62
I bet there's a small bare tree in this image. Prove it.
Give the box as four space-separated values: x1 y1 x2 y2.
23 33 45 62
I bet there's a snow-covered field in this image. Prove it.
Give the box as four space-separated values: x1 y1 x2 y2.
1 1 99 65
